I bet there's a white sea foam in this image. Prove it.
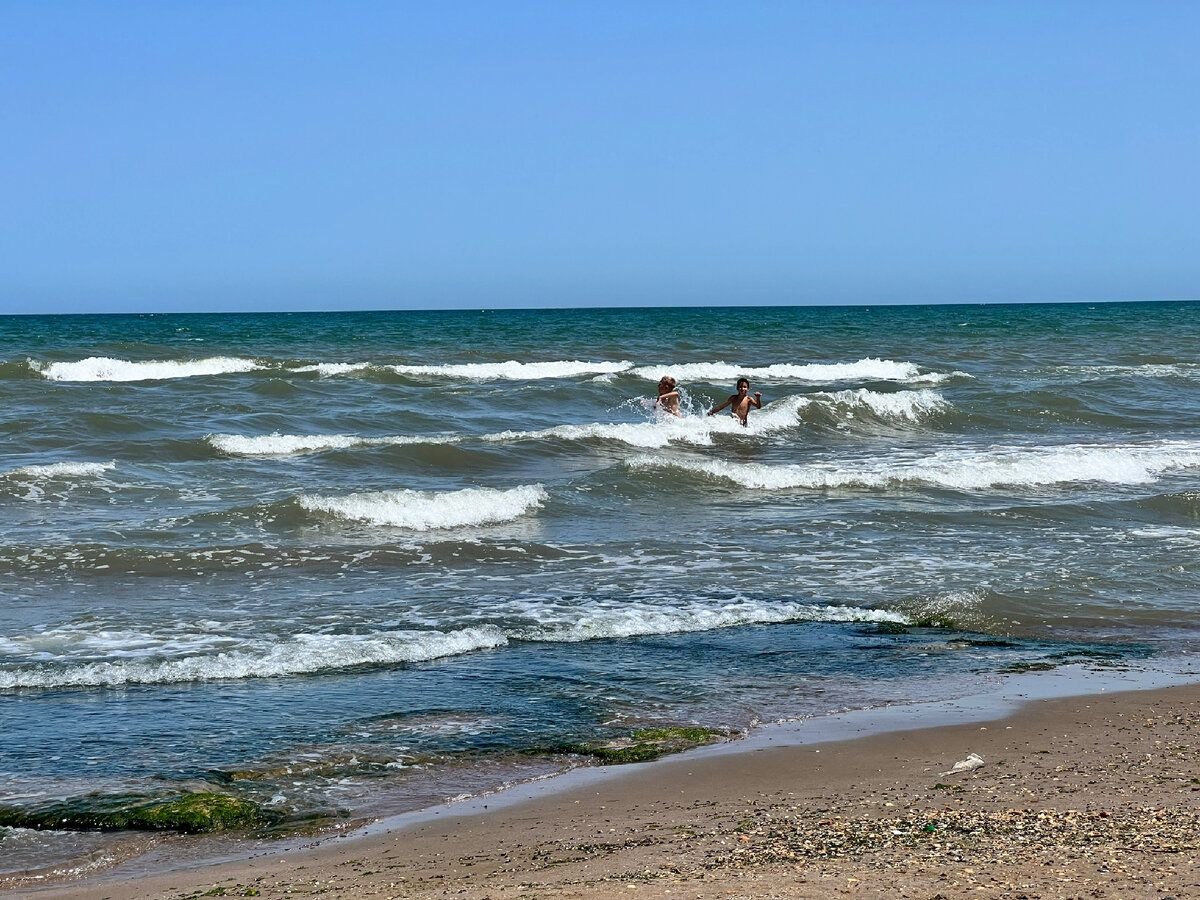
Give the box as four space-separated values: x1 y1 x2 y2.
289 359 632 380
33 356 262 382
299 484 548 530
518 599 906 642
1 461 115 480
630 358 958 384
208 432 460 457
484 420 723 448
628 439 1200 492
817 388 949 421
0 626 509 689
1051 363 1200 380
482 390 946 448
290 362 372 376
0 600 905 688
386 360 633 380
208 391 945 459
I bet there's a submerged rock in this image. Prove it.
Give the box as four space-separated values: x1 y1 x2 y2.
534 726 726 765
0 791 281 834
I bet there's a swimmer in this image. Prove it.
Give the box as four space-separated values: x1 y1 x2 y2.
708 377 762 426
656 376 682 417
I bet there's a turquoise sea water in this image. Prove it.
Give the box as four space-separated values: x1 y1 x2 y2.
3 301 1200 875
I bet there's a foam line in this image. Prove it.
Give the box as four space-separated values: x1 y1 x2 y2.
630 358 959 383
0 601 906 688
0 461 115 480
628 439 1200 491
298 484 548 530
208 433 459 456
33 357 262 382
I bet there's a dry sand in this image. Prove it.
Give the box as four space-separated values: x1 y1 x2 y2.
15 682 1200 900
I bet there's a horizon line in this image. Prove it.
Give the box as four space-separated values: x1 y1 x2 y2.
2 296 1197 319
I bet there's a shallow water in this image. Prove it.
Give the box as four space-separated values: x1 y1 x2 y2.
4 301 1200 872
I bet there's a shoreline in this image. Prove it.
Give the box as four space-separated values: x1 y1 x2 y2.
12 663 1200 899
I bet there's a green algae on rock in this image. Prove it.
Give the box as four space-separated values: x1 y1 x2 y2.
0 791 281 834
534 726 726 765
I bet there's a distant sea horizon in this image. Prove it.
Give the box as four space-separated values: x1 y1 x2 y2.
4 295 1198 319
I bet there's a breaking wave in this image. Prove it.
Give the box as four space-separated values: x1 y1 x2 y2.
291 362 373 376
516 599 907 642
0 461 115 480
1051 363 1200 381
33 357 262 382
0 600 906 689
486 390 945 447
386 360 632 380
628 439 1200 491
206 390 947 457
814 388 949 422
25 355 963 387
311 360 636 380
630 358 963 384
298 484 548 530
208 432 460 457
0 626 509 689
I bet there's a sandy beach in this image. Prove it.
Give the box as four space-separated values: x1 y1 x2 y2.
14 679 1200 900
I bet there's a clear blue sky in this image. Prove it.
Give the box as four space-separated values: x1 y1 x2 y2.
2 1 1197 314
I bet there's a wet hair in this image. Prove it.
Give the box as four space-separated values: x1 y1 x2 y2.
736 377 750 389
659 376 676 389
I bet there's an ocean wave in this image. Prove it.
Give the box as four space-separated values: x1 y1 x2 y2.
484 420 726 449
1051 363 1200 380
0 359 42 380
208 432 460 457
298 484 548 530
290 362 373 376
815 388 949 422
32 356 262 382
630 358 962 384
204 390 945 458
627 439 1200 491
517 599 907 642
0 626 509 689
386 360 633 380
290 360 634 379
484 391 944 447
0 600 905 689
0 461 115 480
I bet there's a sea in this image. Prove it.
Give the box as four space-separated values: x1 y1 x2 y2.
3 301 1200 878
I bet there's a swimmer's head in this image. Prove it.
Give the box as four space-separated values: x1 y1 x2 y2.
736 377 750 392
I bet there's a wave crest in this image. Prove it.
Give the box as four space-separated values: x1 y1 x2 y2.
1 461 115 480
208 432 459 457
518 600 906 642
33 357 262 382
630 358 955 383
0 600 906 689
298 484 548 529
628 439 1200 491
0 626 508 689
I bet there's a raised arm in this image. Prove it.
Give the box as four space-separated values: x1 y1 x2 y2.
751 392 763 409
708 395 733 416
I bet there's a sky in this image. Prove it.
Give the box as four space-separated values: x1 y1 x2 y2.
1 1 1197 314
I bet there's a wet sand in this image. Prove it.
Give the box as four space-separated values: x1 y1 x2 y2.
17 681 1200 899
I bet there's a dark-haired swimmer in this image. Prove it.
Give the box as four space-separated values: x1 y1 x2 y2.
708 377 762 426
656 376 682 417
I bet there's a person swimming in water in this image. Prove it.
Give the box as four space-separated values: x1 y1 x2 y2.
656 376 682 417
708 377 762 426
